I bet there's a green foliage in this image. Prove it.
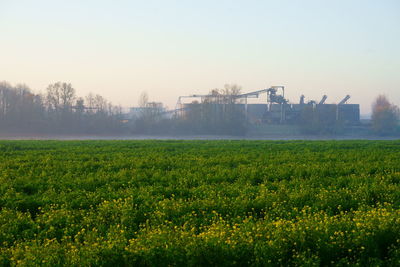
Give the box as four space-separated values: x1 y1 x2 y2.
1 140 400 266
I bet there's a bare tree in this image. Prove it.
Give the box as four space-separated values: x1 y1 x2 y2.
46 83 60 111
138 91 149 108
85 93 95 114
223 83 242 96
93 94 108 113
0 81 13 118
59 82 76 111
223 84 242 104
46 82 75 112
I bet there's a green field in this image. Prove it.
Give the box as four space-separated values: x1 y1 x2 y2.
1 140 400 266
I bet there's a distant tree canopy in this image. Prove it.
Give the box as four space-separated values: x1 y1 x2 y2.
371 95 399 135
0 81 124 134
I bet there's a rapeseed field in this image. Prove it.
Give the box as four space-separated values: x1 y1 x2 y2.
0 140 399 266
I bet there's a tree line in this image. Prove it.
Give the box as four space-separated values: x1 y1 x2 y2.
0 81 124 134
1 80 398 136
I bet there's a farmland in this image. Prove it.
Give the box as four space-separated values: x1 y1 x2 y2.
1 140 400 266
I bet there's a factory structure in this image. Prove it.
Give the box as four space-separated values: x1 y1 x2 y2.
175 86 360 125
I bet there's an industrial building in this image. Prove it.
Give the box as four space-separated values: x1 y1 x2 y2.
176 86 360 125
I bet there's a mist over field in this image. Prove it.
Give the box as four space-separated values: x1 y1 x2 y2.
0 134 399 141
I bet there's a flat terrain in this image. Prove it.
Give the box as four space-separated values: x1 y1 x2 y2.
1 141 400 266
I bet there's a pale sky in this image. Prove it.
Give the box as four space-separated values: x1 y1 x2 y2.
1 0 399 114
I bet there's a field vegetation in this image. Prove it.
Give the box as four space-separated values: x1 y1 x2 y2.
0 140 400 266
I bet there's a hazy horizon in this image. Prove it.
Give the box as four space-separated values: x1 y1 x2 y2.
1 0 399 114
